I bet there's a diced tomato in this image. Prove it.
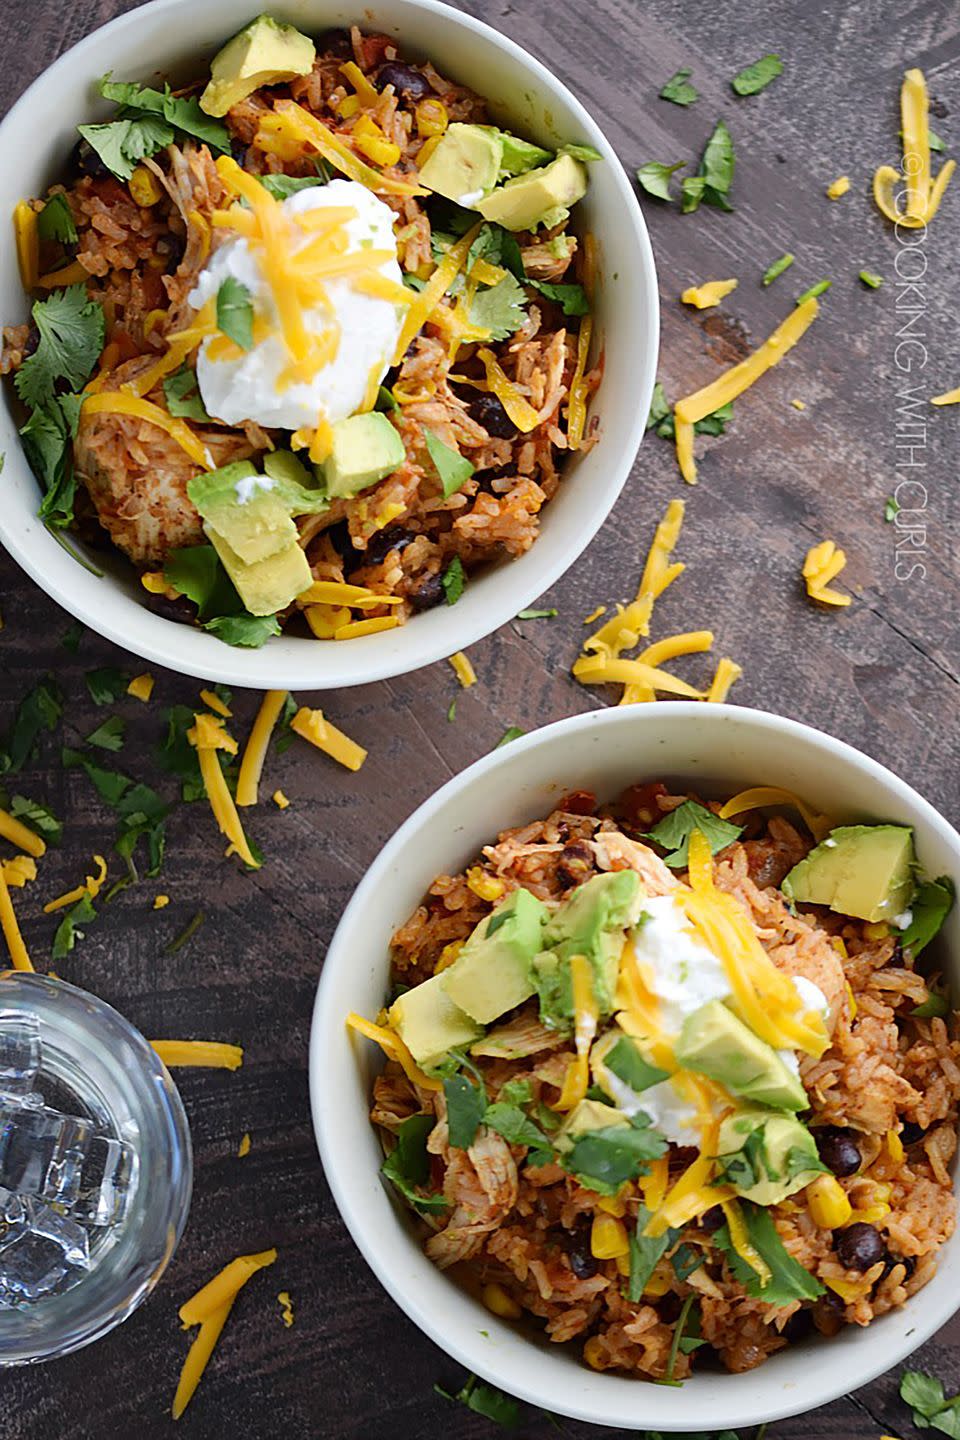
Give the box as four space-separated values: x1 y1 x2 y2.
108 328 141 362
558 789 597 816
618 781 667 828
358 32 393 68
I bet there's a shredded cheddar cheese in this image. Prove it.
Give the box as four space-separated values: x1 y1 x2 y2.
236 690 288 807
345 1011 442 1092
173 1250 278 1418
37 260 89 290
199 688 231 718
0 867 33 971
719 786 833 842
127 673 155 702
802 539 851 607
556 954 599 1110
720 1198 773 1283
189 717 260 869
826 175 850 200
172 1298 234 1420
448 651 476 688
872 69 955 228
931 386 960 406
271 790 290 810
565 316 593 448
333 615 401 640
1 855 38 889
0 808 47 859
82 392 214 470
583 605 607 624
476 347 541 432
277 1291 294 1328
705 657 742 704
256 101 425 199
14 200 39 291
681 279 738 308
290 706 367 771
43 855 107 913
238 1132 251 1157
297 580 402 609
153 894 170 910
674 298 820 483
152 1040 244 1070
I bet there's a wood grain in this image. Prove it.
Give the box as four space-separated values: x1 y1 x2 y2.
1 0 959 1434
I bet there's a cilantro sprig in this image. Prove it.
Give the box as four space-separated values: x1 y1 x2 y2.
644 799 743 868
15 286 105 411
731 54 783 97
660 68 698 106
901 1370 960 1436
0 677 63 776
381 1114 448 1214
78 75 230 181
901 876 954 957
423 429 475 499
163 543 281 648
714 1202 824 1305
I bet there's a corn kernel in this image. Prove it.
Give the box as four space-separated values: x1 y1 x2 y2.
590 1214 629 1260
823 1274 871 1304
806 1174 852 1229
416 97 449 137
583 1336 606 1370
596 1186 629 1218
352 115 401 167
886 1129 905 1165
14 200 39 291
481 1282 522 1320
306 603 352 639
466 867 504 902
434 940 463 975
831 936 848 959
863 921 890 941
643 1262 671 1297
335 92 361 119
129 164 163 207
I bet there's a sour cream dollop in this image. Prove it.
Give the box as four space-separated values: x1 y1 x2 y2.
188 179 404 432
612 894 829 1144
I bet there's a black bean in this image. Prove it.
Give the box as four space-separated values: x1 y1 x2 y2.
156 233 186 274
374 62 432 101
556 839 595 891
75 138 111 181
468 392 517 440
814 1126 862 1178
563 1221 598 1279
657 1293 683 1324
781 1306 814 1342
22 326 39 359
699 1205 725 1234
835 1222 885 1272
362 524 414 567
899 1121 926 1146
321 520 353 561
812 1291 844 1337
881 1251 916 1283
408 572 445 612
229 137 248 167
318 27 353 58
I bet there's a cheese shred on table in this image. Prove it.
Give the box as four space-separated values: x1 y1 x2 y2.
872 68 955 228
236 690 289 807
290 706 367 771
802 539 852 607
151 1040 244 1069
173 1249 277 1420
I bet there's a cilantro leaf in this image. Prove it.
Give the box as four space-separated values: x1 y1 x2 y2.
444 1074 487 1149
163 363 210 421
164 544 240 620
483 1102 553 1161
911 991 950 1019
15 286 105 410
797 279 832 305
52 892 98 960
61 621 84 653
156 704 206 801
670 1242 705 1281
204 613 281 648
495 726 525 748
77 115 174 182
84 667 129 704
435 1375 521 1428
604 1035 670 1092
20 395 82 528
441 555 466 605
628 1205 679 1300
0 677 63 775
762 252 795 286
258 173 325 200
646 380 672 431
901 1370 949 1423
528 280 590 316
469 273 528 340
37 194 78 246
565 1113 666 1194
375 384 399 413
715 1202 824 1304
884 496 901 522
498 1078 533 1107
98 75 230 152
466 222 525 281
381 1114 448 1213
901 876 954 957
732 54 784 96
660 68 698 106
85 716 126 752
681 175 708 213
216 277 254 351
644 799 743 868
699 119 736 205
8 795 63 846
859 269 884 289
636 161 686 202
424 429 474 498
62 748 169 879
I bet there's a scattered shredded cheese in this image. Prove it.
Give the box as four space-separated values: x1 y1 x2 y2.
256 101 425 200
272 790 290 810
298 580 402 609
199 688 231 718
0 867 33 971
290 706 367 771
153 894 170 910
172 1298 234 1421
1 855 38 889
333 615 401 640
151 1040 244 1070
720 1198 773 1283
13 200 39 291
448 651 477 688
277 1291 294 1328
555 954 598 1110
43 855 107 913
345 1011 442 1092
718 786 833 842
826 176 850 200
127 672 155 702
0 808 47 858
705 658 743 704
583 605 607 624
236 690 288 808
190 725 260 869
802 539 851 607
791 398 806 411
173 1250 278 1419
565 316 593 449
238 1132 251 1158
872 68 955 228
476 347 541 432
82 393 214 470
680 279 738 308
674 298 820 483
931 386 960 406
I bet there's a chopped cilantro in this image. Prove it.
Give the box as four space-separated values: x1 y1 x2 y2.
859 269 883 289
604 1035 669 1092
52 891 98 960
762 252 795 286
441 556 466 606
37 194 78 246
5 794 63 846
60 620 84 653
495 726 525 748
664 1294 698 1382
467 222 525 281
715 1202 824 1304
902 876 954 959
165 910 205 955
375 384 399 413
731 54 783 96
900 1370 960 1436
82 75 229 178
444 1074 487 1149
14 286 105 410
84 667 129 705
565 1113 666 1194
660 68 698 106
628 1206 681 1300
204 613 281 648
163 364 209 421
469 273 528 340
435 1374 521 1428
643 799 743 868
20 393 84 528
528 280 590 315
157 704 206 801
669 1242 705 1281
216 277 254 352
646 380 672 431
796 279 832 305
911 991 950 1019
446 697 457 723
85 716 126 753
381 1114 449 1213
697 120 736 208
636 160 686 202
258 173 325 200
0 677 63 775
423 429 475 498
483 1102 553 1162
884 495 901 522
516 607 557 620
498 1078 533 1107
62 748 168 879
163 544 278 646
77 114 174 182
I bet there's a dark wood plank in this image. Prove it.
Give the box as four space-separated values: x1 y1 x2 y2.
1 0 959 1435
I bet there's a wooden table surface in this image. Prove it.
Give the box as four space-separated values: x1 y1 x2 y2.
2 0 959 1435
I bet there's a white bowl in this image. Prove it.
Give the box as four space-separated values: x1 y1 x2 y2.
0 0 657 689
311 703 960 1432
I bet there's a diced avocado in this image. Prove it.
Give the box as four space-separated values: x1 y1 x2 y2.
263 449 316 489
556 1098 630 1145
716 1109 825 1206
200 14 316 118
441 887 549 1024
206 524 311 616
322 412 406 500
541 871 643 1015
389 972 482 1069
418 123 503 204
496 130 554 176
782 824 916 923
477 153 588 231
190 462 298 565
675 999 808 1111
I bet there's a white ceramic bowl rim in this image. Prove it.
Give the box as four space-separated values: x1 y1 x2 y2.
0 0 658 689
311 703 960 1432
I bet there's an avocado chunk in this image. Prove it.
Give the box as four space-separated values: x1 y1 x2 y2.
555 1097 630 1146
440 887 549 1024
675 999 808 1111
206 524 311 616
200 14 316 118
537 871 643 1021
418 123 504 204
782 824 916 923
497 130 554 176
190 462 298 565
477 153 588 231
322 412 406 499
716 1108 826 1205
389 972 483 1069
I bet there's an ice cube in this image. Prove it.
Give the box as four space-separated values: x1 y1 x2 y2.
0 1012 40 1098
73 1134 135 1227
0 1103 93 1208
0 1186 89 1307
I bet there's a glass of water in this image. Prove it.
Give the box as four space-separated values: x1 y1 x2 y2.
0 971 192 1364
